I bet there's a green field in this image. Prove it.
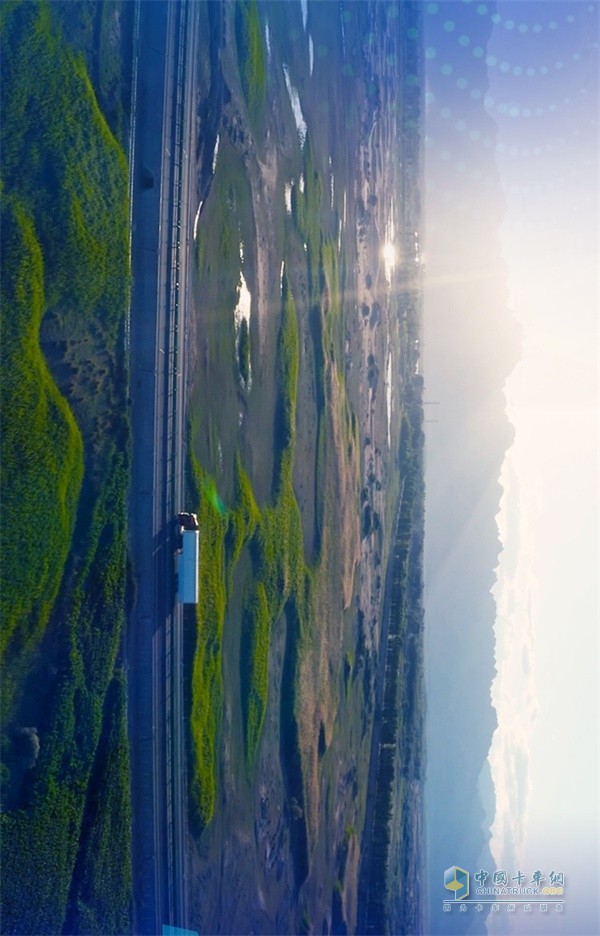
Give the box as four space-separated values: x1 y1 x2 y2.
189 103 360 868
63 669 133 936
292 139 324 304
0 2 132 931
189 273 308 826
185 1 426 928
0 199 84 674
188 456 228 830
235 0 267 127
176 0 429 928
240 583 270 771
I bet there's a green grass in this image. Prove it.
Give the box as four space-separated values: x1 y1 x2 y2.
1 3 128 332
292 148 356 572
0 197 84 667
253 470 305 629
189 456 228 830
190 115 359 845
226 454 261 575
96 0 128 146
190 140 360 814
321 237 345 363
240 584 270 772
0 2 131 930
194 138 252 392
242 466 309 775
190 275 310 799
291 139 323 303
272 272 300 484
238 274 308 767
0 444 130 935
51 0 129 148
1 0 129 701
235 0 267 126
321 239 341 320
63 669 133 936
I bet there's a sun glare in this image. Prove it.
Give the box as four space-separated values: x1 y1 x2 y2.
382 241 397 267
382 241 397 284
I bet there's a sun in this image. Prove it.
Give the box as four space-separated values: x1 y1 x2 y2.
382 241 397 283
382 242 397 267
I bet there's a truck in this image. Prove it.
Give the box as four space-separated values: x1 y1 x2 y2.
175 512 199 604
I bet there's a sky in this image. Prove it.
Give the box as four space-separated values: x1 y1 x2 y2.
423 2 598 934
486 3 598 930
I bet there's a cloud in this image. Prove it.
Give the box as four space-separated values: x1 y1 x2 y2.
487 447 539 872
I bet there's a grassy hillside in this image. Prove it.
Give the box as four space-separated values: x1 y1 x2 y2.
63 669 133 936
0 199 84 671
0 2 131 932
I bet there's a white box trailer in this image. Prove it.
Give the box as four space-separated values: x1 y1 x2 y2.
176 513 199 604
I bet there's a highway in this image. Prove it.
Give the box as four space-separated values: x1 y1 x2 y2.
127 1 198 932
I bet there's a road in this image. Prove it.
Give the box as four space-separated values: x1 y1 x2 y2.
127 1 198 932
